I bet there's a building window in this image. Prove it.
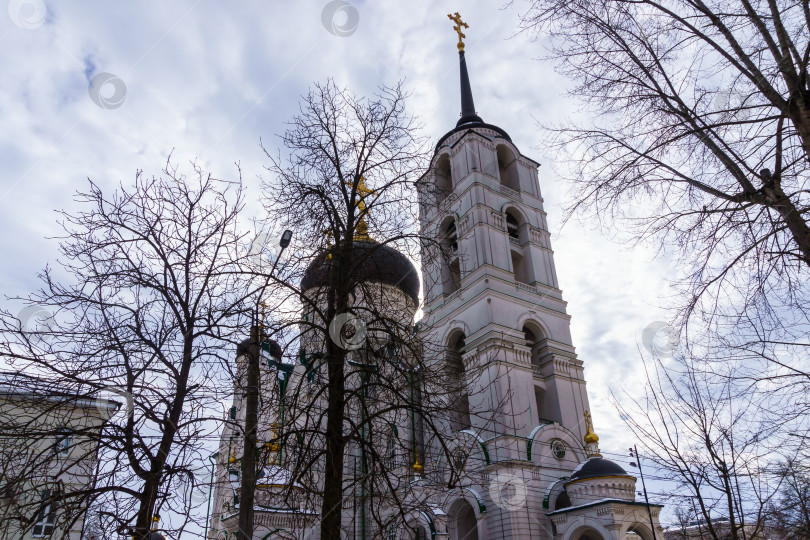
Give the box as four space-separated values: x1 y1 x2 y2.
32 491 55 537
53 428 72 456
387 523 398 540
506 213 519 240
433 153 452 206
551 439 567 460
386 435 396 470
447 333 470 431
497 144 520 192
445 220 458 252
440 217 462 296
511 250 532 285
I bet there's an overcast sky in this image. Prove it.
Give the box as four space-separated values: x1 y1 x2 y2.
1 0 679 531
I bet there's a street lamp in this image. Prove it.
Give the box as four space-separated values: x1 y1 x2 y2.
269 229 293 275
238 230 293 539
203 451 220 539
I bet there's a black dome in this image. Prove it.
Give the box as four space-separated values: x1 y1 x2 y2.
569 457 630 481
301 241 419 307
236 337 282 359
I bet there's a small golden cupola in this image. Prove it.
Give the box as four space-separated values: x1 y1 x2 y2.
583 410 602 458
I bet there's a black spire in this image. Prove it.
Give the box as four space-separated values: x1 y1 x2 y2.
436 12 512 152
457 50 483 127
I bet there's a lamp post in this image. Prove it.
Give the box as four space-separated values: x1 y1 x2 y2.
203 451 220 539
629 445 657 540
237 230 292 540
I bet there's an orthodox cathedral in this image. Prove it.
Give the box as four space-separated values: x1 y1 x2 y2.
206 13 664 540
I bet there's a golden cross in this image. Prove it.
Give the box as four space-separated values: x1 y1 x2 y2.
583 410 593 431
447 12 469 52
345 176 374 241
259 301 268 330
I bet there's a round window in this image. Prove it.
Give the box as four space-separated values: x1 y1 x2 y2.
551 439 566 460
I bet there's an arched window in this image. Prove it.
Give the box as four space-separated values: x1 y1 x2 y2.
505 209 527 242
511 250 532 285
54 427 73 456
497 145 520 192
440 217 461 295
523 325 548 364
572 527 605 540
385 434 397 470
506 209 533 285
449 499 479 540
411 527 429 540
554 489 572 510
626 525 653 540
446 220 458 253
447 333 470 431
433 154 452 205
32 490 56 536
345 441 360 478
506 213 519 240
524 324 551 423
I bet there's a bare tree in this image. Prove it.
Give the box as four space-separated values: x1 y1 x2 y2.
614 351 796 540
516 0 810 402
204 79 501 540
0 159 260 539
263 78 440 540
768 461 810 540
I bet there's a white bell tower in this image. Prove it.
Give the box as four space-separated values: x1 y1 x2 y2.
417 14 594 537
418 52 590 447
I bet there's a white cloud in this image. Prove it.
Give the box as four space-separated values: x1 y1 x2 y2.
0 0 678 530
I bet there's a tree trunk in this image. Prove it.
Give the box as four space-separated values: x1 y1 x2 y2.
320 337 347 540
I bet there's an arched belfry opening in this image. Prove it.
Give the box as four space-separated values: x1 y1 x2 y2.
445 219 458 253
524 323 550 423
497 144 520 192
440 217 461 295
506 209 533 284
511 250 532 285
446 332 471 431
506 212 520 240
434 153 452 205
523 324 548 366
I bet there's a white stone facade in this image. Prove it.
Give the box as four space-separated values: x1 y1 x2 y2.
0 373 115 540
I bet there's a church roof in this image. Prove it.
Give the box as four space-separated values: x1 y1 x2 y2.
568 457 631 482
300 240 419 307
257 464 303 489
547 498 664 516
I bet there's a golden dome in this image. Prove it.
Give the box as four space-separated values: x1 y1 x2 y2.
583 410 600 444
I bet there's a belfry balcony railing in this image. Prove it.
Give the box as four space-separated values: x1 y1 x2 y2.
515 281 536 294
500 184 522 200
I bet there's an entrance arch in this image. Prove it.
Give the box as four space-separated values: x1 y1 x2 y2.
448 498 480 540
570 526 605 540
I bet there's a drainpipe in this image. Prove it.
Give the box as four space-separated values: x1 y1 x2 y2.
360 368 368 540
